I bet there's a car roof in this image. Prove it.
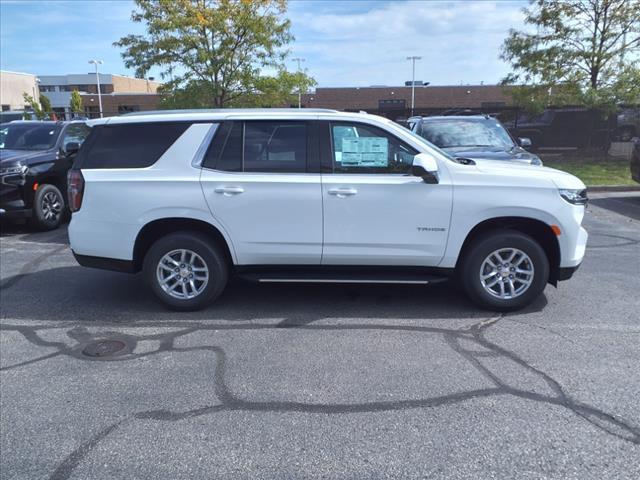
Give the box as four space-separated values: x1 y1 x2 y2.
87 108 381 126
416 115 492 122
0 120 86 126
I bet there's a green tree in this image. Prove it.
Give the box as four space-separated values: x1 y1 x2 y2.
501 0 640 111
70 90 83 115
22 93 44 120
39 94 53 117
115 0 314 108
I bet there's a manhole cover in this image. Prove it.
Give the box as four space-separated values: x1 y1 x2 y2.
82 340 127 358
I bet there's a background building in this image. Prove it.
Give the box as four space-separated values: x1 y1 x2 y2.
0 70 40 111
38 73 163 118
301 84 514 120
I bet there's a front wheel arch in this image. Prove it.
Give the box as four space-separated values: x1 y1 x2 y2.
456 217 560 285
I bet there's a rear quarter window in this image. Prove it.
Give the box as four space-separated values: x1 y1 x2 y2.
77 122 190 169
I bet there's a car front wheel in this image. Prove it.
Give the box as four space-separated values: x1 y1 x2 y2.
143 232 228 311
459 231 549 311
30 184 65 231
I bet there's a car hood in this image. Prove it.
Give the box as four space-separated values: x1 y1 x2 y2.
470 157 586 190
0 149 53 168
443 146 542 165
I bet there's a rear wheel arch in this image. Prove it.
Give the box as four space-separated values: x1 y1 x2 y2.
133 218 234 273
456 217 561 284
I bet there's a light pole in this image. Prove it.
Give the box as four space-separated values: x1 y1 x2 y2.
292 57 305 108
88 59 104 118
406 56 421 115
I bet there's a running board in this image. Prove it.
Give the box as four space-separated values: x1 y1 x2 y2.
237 271 450 285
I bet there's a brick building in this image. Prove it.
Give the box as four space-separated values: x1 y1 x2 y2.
38 73 163 118
301 84 514 117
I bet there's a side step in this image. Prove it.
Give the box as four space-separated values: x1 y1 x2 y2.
237 268 451 286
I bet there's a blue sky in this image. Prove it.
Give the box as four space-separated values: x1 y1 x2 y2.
0 0 528 87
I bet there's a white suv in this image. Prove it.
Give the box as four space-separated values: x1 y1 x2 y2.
68 109 588 311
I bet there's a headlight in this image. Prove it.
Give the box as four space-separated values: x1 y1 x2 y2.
0 164 28 176
559 188 588 205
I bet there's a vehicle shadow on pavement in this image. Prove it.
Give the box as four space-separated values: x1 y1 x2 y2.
1 264 547 322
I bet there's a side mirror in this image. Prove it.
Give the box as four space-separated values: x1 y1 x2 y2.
412 153 439 184
64 142 80 156
518 137 532 148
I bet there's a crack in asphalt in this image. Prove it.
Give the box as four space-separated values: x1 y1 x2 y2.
1 314 638 480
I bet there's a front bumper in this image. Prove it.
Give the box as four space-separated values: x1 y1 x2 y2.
1 175 32 219
557 262 582 281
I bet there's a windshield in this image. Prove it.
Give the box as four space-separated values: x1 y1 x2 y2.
400 125 457 161
417 118 515 149
0 123 61 150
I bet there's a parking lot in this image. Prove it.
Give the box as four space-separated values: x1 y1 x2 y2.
1 193 639 479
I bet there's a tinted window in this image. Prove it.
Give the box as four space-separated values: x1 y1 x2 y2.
330 122 417 174
418 118 514 148
61 123 90 148
0 123 61 150
244 122 307 173
81 123 189 168
202 121 242 171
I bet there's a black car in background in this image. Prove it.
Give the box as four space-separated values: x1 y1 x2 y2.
408 115 543 165
631 138 640 184
508 108 612 150
0 120 90 230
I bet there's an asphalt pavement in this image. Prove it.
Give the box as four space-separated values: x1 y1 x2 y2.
1 193 639 479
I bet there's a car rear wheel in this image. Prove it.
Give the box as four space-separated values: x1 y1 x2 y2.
143 231 228 311
30 184 65 231
459 230 549 311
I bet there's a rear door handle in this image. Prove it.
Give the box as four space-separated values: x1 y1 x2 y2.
214 186 244 196
328 188 358 198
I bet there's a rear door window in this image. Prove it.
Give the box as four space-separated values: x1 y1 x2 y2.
202 121 309 173
79 123 190 169
244 122 307 173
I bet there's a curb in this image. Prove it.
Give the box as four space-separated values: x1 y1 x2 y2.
587 185 640 192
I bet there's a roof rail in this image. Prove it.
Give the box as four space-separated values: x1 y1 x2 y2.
121 108 340 116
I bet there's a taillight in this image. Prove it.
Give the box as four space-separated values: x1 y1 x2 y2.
67 169 85 212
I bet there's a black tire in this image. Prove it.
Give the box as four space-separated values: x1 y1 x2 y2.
143 231 228 311
459 230 549 312
29 184 65 231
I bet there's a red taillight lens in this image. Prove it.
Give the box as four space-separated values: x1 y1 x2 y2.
67 169 85 212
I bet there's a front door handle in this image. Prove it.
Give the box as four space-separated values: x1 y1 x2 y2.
214 186 244 196
328 187 358 198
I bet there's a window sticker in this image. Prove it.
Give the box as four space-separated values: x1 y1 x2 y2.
340 137 388 167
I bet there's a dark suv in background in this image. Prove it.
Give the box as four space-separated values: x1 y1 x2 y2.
508 108 612 150
0 120 90 230
408 115 542 165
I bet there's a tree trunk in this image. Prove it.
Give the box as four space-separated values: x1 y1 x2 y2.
590 67 599 89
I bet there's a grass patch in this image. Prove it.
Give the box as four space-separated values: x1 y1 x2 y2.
543 158 634 186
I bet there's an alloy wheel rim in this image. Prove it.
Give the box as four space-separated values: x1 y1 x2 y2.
42 191 62 221
156 249 209 300
479 248 534 300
